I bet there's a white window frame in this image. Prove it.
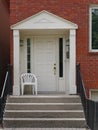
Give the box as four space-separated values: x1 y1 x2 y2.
90 89 98 101
89 5 98 52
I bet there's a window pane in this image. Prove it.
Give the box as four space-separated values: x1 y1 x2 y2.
59 38 63 77
27 38 31 73
92 8 98 49
27 55 30 61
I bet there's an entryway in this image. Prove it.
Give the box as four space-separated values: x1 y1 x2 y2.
11 10 78 95
34 36 58 92
21 36 66 93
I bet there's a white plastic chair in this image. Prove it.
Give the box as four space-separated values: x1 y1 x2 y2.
21 73 37 95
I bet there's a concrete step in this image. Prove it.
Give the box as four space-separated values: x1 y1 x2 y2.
3 95 87 128
4 110 84 118
7 95 81 103
3 118 86 128
5 103 83 110
3 128 89 130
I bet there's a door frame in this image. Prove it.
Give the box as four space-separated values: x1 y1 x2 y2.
32 35 66 92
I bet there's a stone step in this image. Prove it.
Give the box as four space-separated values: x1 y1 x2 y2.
5 103 83 110
3 95 87 128
7 95 81 103
2 128 90 130
4 110 84 118
3 118 86 128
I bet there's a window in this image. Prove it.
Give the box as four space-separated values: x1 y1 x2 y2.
59 38 63 77
90 89 98 101
27 38 31 73
90 6 98 51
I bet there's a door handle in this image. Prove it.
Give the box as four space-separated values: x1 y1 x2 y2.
54 64 56 75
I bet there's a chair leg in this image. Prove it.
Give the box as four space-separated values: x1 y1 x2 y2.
21 85 24 95
35 85 37 95
32 86 34 95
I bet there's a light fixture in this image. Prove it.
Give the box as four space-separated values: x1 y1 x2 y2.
20 39 24 47
66 39 70 59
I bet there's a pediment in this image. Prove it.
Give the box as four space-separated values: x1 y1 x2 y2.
11 10 78 30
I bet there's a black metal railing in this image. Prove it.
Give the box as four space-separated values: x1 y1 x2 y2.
77 64 98 130
0 64 12 122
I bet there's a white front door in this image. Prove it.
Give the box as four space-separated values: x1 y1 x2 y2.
34 37 58 92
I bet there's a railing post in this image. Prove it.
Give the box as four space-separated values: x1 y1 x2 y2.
0 97 4 121
7 64 12 95
86 99 95 130
94 102 98 130
77 63 98 130
0 98 2 120
76 63 80 94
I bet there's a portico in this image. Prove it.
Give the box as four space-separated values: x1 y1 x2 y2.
11 10 78 95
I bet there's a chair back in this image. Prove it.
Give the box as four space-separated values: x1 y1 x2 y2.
21 73 37 84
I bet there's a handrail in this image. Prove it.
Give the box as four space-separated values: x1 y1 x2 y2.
77 63 98 130
77 64 87 99
1 71 8 98
0 64 12 121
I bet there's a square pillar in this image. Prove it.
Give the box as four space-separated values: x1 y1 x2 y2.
13 30 20 95
69 29 76 94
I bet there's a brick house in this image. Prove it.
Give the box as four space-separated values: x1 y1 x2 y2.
0 0 10 94
10 0 98 99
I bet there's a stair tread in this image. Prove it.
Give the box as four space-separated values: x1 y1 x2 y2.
9 95 80 98
4 118 85 120
6 103 81 105
5 110 84 112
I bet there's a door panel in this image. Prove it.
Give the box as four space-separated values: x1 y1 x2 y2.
34 37 57 92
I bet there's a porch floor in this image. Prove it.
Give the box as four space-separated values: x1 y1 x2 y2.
23 91 66 96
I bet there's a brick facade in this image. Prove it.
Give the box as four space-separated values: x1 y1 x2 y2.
10 0 98 96
0 0 10 93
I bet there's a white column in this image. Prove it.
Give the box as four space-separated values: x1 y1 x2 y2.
13 30 20 95
69 29 76 94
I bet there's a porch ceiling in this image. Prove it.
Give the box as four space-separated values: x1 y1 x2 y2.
20 29 69 36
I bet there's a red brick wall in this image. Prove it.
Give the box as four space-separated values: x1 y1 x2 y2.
10 0 98 96
0 0 10 93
